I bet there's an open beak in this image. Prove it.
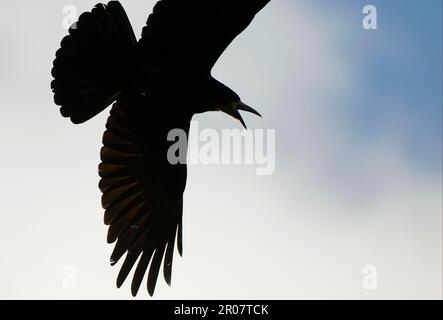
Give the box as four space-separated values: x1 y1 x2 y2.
219 101 262 129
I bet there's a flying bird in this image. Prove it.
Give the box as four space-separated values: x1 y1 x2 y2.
51 0 271 296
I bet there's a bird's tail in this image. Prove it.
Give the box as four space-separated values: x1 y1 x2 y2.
51 1 137 124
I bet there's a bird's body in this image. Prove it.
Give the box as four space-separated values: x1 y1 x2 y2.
51 0 270 296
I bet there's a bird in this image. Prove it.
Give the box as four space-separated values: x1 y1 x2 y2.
51 0 271 296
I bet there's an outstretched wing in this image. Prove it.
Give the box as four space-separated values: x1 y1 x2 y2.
99 96 190 296
138 0 271 72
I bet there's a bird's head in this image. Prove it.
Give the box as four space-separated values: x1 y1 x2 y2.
200 77 261 129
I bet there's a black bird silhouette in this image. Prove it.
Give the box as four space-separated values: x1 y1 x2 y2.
51 0 270 296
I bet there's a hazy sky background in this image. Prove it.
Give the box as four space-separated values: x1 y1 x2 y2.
0 0 441 299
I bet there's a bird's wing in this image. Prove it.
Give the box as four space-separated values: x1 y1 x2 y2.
138 0 271 72
99 97 190 296
51 1 138 124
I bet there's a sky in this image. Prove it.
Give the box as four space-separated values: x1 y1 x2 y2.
0 0 441 299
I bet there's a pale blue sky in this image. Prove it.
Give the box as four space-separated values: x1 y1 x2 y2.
339 0 442 172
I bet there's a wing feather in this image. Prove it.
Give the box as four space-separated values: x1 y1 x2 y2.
138 0 271 72
99 99 189 296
